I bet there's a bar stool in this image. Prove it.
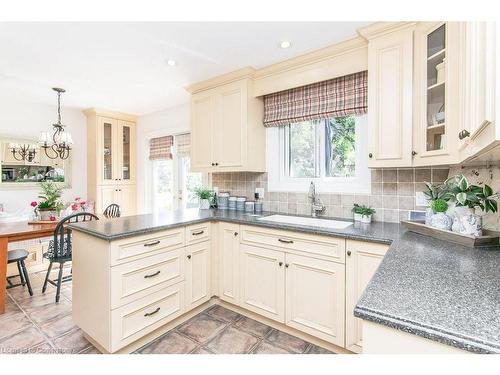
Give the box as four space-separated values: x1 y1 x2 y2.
6 249 33 296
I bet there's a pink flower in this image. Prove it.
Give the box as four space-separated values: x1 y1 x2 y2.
30 201 38 207
71 203 79 211
74 197 81 201
80 200 86 206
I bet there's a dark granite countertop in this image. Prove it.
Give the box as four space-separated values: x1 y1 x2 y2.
69 208 500 354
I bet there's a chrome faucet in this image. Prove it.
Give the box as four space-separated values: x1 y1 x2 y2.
308 181 326 217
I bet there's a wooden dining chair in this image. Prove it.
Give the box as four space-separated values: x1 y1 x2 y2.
42 212 99 302
103 203 121 218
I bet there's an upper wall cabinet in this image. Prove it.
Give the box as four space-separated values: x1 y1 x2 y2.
187 68 266 173
363 23 415 168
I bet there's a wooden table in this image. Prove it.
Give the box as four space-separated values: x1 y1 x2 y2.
0 221 58 314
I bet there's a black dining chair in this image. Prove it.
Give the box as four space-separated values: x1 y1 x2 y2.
42 212 99 302
103 203 121 218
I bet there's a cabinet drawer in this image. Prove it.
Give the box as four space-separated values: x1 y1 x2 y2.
240 225 345 263
110 228 185 266
111 282 185 352
185 223 211 245
110 248 185 309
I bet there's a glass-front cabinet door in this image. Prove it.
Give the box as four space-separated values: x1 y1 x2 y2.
117 120 135 183
99 117 117 184
413 22 462 166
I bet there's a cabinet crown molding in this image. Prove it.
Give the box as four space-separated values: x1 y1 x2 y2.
185 67 256 94
357 22 417 40
83 108 138 122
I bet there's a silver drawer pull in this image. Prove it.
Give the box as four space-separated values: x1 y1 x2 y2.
144 307 161 317
192 230 205 236
144 270 161 279
144 240 160 247
278 238 294 244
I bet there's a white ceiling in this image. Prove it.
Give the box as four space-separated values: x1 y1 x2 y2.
0 22 370 115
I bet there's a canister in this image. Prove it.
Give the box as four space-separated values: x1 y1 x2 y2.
254 201 263 213
244 201 255 213
218 192 230 209
228 196 237 210
236 197 246 211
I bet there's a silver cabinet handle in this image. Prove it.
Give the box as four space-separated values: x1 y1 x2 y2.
459 129 471 140
144 307 160 317
144 270 161 278
144 240 160 247
192 230 204 236
278 238 294 244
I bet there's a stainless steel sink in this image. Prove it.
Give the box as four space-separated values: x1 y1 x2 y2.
257 214 352 229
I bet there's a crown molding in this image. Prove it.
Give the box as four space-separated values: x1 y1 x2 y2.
185 67 256 94
357 22 417 40
82 108 138 122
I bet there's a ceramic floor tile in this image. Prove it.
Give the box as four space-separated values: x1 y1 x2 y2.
265 329 310 353
24 299 72 325
80 345 102 354
38 313 77 338
177 314 228 343
252 341 294 354
139 331 198 354
306 344 334 354
205 326 260 354
205 305 241 322
52 327 91 354
0 326 46 352
234 316 272 338
190 346 214 354
0 311 33 340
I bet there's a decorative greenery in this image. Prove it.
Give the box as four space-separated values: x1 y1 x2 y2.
35 181 64 212
351 203 363 214
423 181 448 202
444 174 498 213
193 186 213 200
359 206 376 217
431 199 448 213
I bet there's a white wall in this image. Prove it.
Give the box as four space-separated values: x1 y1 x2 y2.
136 103 190 213
0 96 87 214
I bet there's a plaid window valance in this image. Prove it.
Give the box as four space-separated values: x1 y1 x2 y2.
149 135 174 160
263 71 368 127
175 133 190 157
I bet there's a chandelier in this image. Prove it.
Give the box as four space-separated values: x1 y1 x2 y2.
39 88 73 160
9 143 38 162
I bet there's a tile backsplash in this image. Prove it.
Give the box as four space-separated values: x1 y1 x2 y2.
212 167 451 223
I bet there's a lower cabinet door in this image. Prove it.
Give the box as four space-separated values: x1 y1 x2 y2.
345 240 388 353
240 244 285 323
117 185 136 216
185 241 211 310
285 253 345 347
218 223 241 305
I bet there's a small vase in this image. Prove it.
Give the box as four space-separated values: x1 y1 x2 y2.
199 199 210 210
429 212 452 231
39 209 56 221
425 207 434 225
353 213 362 222
361 214 372 224
453 207 482 236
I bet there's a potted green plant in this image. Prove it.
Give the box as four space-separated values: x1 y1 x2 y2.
31 181 65 220
428 198 452 230
359 206 376 224
194 186 214 210
351 203 364 221
443 174 498 236
422 181 449 225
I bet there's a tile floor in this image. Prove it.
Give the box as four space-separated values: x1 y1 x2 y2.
1 270 333 354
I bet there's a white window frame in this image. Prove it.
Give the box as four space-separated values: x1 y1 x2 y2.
267 114 371 194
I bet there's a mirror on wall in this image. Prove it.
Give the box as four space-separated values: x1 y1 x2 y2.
0 138 69 185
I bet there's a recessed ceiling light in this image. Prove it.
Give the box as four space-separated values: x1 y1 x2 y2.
279 40 291 49
166 59 177 66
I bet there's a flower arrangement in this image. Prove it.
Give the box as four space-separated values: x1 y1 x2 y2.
193 186 214 210
30 181 65 220
69 197 91 212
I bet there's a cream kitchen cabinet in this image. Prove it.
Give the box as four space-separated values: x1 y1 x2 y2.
218 222 241 305
185 240 211 310
84 109 137 215
345 239 389 353
361 23 415 168
240 243 285 322
285 253 345 347
187 69 266 173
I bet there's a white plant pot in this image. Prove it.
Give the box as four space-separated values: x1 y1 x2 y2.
199 199 210 210
429 212 452 231
353 213 362 221
361 214 372 224
451 206 482 236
